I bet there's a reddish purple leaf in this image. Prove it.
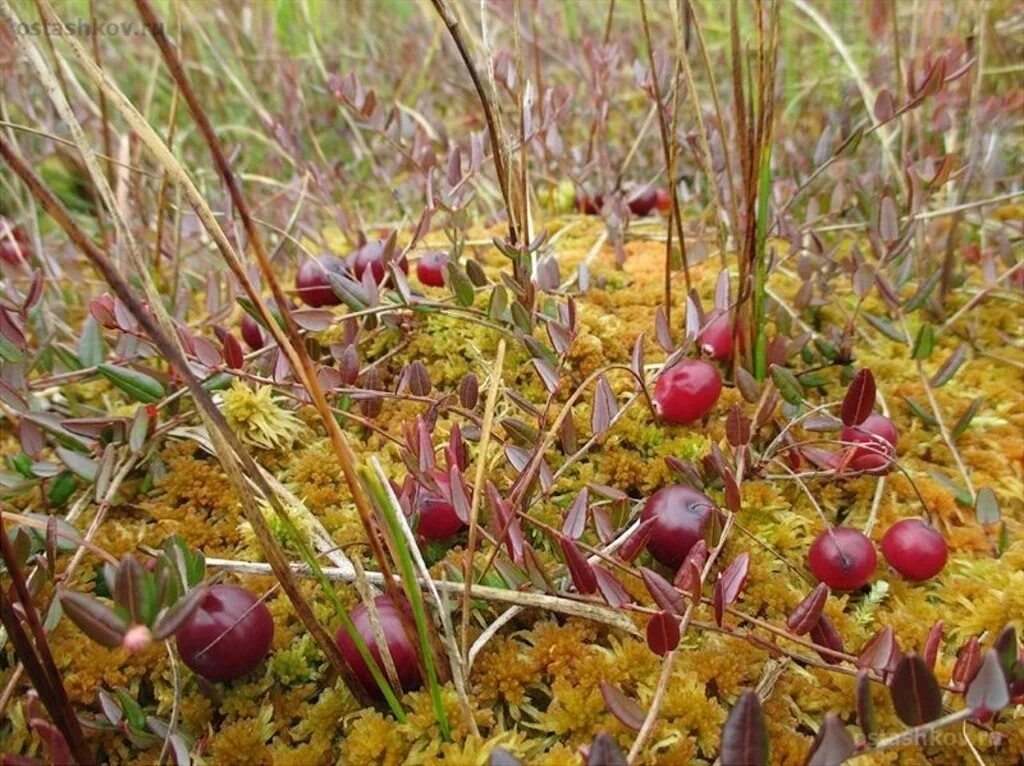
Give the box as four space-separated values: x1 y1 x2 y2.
717 553 751 606
855 670 875 740
592 505 615 545
857 626 896 673
558 536 597 595
951 636 982 691
617 517 657 563
586 733 627 766
720 690 768 766
722 467 741 514
655 306 673 351
593 564 630 607
562 488 589 540
786 583 829 636
591 375 617 437
806 713 855 766
192 336 222 368
58 588 128 648
640 567 684 615
712 553 750 627
486 482 525 564
965 649 1010 715
923 620 944 670
841 368 876 427
222 332 244 369
646 610 680 656
448 466 471 525
873 88 896 122
890 654 942 726
811 615 845 665
725 404 751 447
600 683 645 731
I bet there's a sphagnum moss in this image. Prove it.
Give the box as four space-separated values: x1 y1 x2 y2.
2 229 1021 765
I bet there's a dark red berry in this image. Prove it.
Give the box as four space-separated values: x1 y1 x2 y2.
0 217 31 267
349 240 409 284
416 251 449 287
880 519 948 581
808 527 877 591
641 485 721 569
295 255 346 307
699 309 733 360
240 314 265 350
416 471 464 541
655 188 671 213
840 413 898 473
627 188 659 217
176 584 274 682
335 595 421 696
653 359 722 424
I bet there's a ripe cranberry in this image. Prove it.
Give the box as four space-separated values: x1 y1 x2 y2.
655 188 671 213
840 414 898 473
575 190 604 215
240 314 266 350
653 359 722 424
176 585 274 682
0 217 31 267
880 519 948 581
627 188 659 217
335 595 421 696
641 485 721 569
349 240 408 284
415 471 464 541
295 255 346 307
808 527 877 591
699 309 733 360
416 251 449 287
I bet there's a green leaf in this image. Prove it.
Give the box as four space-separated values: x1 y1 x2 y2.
0 336 22 363
58 588 127 648
78 316 105 367
928 470 973 506
770 365 804 405
911 323 935 360
905 271 942 313
974 487 1000 525
863 312 904 342
952 397 984 439
446 262 475 307
201 372 233 392
903 396 938 427
98 364 165 403
48 473 78 505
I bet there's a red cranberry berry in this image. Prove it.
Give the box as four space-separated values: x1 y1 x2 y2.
0 217 31 267
655 188 671 213
880 519 948 581
653 359 723 424
840 413 898 474
699 309 733 360
627 187 659 217
641 485 721 569
176 584 274 682
808 527 877 591
335 595 421 696
349 240 409 284
295 255 346 307
416 251 449 287
240 314 266 350
416 471 464 541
